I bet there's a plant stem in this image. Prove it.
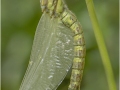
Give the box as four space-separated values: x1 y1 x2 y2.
85 0 116 90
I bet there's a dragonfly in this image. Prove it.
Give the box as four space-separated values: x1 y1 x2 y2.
19 0 86 90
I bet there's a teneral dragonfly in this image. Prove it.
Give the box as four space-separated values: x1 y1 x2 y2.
19 0 86 90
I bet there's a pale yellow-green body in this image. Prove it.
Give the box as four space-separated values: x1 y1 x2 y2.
40 0 86 90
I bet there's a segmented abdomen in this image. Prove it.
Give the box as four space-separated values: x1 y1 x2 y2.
60 10 86 90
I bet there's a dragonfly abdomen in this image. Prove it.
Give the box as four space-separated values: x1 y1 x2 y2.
61 10 86 90
68 41 85 90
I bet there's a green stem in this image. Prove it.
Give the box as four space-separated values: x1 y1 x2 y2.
85 0 116 90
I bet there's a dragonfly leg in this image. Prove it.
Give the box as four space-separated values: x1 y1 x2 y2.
55 0 64 17
40 0 57 15
47 0 57 16
40 0 48 12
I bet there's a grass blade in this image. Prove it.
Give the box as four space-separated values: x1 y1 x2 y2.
85 0 116 90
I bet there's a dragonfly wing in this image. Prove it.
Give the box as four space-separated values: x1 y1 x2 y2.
20 13 74 90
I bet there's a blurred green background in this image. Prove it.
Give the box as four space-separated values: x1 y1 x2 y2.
2 0 119 90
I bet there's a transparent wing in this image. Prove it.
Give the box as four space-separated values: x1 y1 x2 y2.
20 13 74 90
